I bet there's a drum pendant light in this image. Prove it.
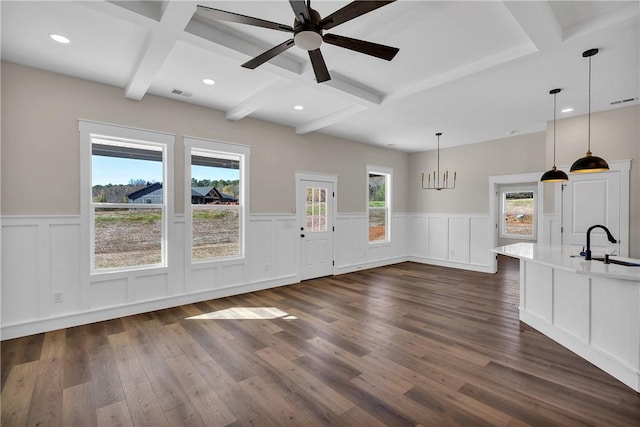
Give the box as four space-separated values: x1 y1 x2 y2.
541 88 569 182
570 48 609 173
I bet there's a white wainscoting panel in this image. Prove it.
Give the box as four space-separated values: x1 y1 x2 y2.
591 276 640 368
428 217 449 260
523 262 553 322
449 217 469 263
552 269 589 342
469 217 490 266
407 214 492 273
2 223 40 323
2 211 491 339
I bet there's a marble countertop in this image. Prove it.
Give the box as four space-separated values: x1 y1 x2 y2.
492 243 640 282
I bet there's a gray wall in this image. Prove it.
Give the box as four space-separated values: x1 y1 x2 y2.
2 62 638 256
1 62 410 216
408 132 547 213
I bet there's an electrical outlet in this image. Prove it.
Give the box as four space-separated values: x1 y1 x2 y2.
53 292 63 303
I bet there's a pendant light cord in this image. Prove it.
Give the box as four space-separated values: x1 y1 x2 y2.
553 91 557 167
437 133 440 181
587 54 592 153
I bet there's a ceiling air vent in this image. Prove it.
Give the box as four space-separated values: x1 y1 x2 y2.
610 96 638 105
171 89 193 98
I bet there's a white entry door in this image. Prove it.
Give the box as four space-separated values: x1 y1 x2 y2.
296 174 335 280
562 169 624 256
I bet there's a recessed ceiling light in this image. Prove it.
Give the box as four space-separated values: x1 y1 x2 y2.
202 78 215 85
294 105 304 110
49 33 70 44
561 107 574 113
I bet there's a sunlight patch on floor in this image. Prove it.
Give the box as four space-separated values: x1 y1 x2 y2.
186 307 297 320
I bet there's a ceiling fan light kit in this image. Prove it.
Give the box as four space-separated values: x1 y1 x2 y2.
196 0 400 83
541 88 569 183
422 133 456 191
570 48 610 174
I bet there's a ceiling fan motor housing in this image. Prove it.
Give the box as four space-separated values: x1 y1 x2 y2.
293 8 323 50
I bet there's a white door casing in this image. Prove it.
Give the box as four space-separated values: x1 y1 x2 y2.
296 173 336 280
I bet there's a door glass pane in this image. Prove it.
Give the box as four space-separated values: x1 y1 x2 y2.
305 187 327 232
503 191 534 237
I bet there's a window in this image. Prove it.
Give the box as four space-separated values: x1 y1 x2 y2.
80 122 174 273
186 138 249 263
500 187 536 239
367 165 392 243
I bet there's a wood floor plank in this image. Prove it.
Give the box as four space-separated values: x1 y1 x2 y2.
2 257 640 426
195 359 281 427
88 343 125 409
125 324 190 411
164 354 236 426
96 400 134 427
108 332 146 384
26 330 65 427
63 326 92 389
61 382 98 427
237 374 323 427
121 377 170 427
256 346 355 415
163 402 206 427
1 361 39 426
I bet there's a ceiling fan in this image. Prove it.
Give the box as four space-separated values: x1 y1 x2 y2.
196 1 400 83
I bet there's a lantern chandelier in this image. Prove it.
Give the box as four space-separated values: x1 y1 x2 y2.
421 132 456 190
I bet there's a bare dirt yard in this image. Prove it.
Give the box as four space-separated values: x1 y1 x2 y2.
504 198 534 235
94 208 239 269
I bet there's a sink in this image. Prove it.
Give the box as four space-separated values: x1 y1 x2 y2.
591 257 640 267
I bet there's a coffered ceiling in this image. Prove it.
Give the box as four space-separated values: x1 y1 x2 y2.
1 1 638 151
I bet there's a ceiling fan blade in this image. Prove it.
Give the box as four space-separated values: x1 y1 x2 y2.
308 49 331 83
242 39 296 69
289 0 310 23
196 5 293 33
323 33 399 61
319 1 396 30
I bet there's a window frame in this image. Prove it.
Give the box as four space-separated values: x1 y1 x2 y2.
366 165 392 244
184 136 250 266
79 120 174 276
499 186 537 240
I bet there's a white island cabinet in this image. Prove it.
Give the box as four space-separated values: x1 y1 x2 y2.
493 243 640 392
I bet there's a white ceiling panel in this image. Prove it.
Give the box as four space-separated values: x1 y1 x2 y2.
1 0 638 152
1 1 147 88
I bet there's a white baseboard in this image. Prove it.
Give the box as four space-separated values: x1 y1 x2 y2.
0 274 298 340
407 256 494 274
334 256 409 275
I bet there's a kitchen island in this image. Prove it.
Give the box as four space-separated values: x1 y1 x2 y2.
493 243 640 392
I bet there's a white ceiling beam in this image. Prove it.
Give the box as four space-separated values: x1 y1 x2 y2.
184 19 303 76
563 3 640 41
125 1 197 100
226 80 290 121
384 41 537 103
296 105 367 135
502 1 562 51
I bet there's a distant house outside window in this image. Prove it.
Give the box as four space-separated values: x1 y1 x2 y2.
89 134 170 272
185 138 249 263
367 165 392 243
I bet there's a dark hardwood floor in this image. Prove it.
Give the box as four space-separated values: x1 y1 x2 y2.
2 256 640 426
